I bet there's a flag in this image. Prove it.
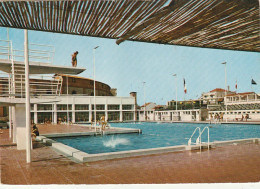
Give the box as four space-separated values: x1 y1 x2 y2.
235 80 237 89
251 79 257 85
184 78 187 94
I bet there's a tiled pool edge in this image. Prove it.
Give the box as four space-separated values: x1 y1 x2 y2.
36 135 260 163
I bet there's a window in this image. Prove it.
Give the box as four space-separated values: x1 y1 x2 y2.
108 112 120 121
122 105 133 110
37 112 52 123
57 112 72 123
123 112 134 121
108 105 120 110
37 104 52 111
75 112 89 122
92 104 105 110
75 104 89 110
57 104 72 110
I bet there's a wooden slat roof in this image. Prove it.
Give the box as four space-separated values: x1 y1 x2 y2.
0 0 259 52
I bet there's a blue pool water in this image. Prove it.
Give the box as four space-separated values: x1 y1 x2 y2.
51 122 260 154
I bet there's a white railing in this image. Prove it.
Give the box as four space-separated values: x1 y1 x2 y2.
0 39 61 98
188 126 210 150
197 127 210 149
188 127 201 146
0 72 62 97
0 39 55 64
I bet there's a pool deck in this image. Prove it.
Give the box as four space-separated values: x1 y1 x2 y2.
1 124 260 184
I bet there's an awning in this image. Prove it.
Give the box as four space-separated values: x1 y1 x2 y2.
0 0 259 52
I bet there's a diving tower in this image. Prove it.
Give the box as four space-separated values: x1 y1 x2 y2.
0 38 85 152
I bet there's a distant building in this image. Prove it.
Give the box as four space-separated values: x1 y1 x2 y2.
200 88 236 105
138 102 157 121
57 74 115 96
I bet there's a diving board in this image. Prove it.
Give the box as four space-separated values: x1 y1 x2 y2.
0 59 86 75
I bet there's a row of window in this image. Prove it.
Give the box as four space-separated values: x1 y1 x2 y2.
31 104 134 111
211 111 260 115
33 111 134 123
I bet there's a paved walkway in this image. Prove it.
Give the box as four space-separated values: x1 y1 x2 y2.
0 125 260 184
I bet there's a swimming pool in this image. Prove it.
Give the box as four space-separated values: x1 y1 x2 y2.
51 122 260 154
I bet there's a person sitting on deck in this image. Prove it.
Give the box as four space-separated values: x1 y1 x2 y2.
71 51 79 67
31 124 39 140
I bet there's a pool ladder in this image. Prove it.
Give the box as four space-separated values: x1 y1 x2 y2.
187 127 210 150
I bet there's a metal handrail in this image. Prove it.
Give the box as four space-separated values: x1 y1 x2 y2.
196 127 210 150
188 126 210 151
187 127 201 146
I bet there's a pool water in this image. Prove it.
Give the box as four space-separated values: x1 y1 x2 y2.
51 122 260 154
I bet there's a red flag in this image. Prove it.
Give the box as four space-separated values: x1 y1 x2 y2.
184 78 187 94
235 80 237 89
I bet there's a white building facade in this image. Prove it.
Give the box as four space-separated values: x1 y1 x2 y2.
31 95 136 124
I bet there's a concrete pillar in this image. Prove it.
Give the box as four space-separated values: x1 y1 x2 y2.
12 106 16 143
72 104 75 123
15 104 27 150
105 104 108 122
53 103 57 124
9 106 12 138
120 103 123 122
133 105 136 121
89 102 92 122
34 112 37 124
34 104 37 124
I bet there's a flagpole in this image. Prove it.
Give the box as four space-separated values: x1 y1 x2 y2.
222 62 227 123
173 74 177 120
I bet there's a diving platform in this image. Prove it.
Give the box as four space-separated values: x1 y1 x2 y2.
0 59 85 75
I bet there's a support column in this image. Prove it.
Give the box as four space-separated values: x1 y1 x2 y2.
24 29 31 163
53 103 57 124
9 106 12 138
72 104 75 123
12 106 16 143
133 105 136 121
89 102 92 122
105 104 108 122
34 104 37 124
15 104 27 150
120 103 123 122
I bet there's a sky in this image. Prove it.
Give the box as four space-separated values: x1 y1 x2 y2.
0 27 259 106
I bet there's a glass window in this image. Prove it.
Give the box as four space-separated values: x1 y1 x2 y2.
57 112 72 123
37 104 52 111
75 112 89 122
57 104 72 110
108 105 120 110
37 112 52 123
91 111 105 121
122 105 133 110
75 104 89 110
123 112 133 121
108 112 120 121
92 105 105 110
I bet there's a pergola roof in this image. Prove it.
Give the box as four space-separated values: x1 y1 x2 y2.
0 0 259 52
